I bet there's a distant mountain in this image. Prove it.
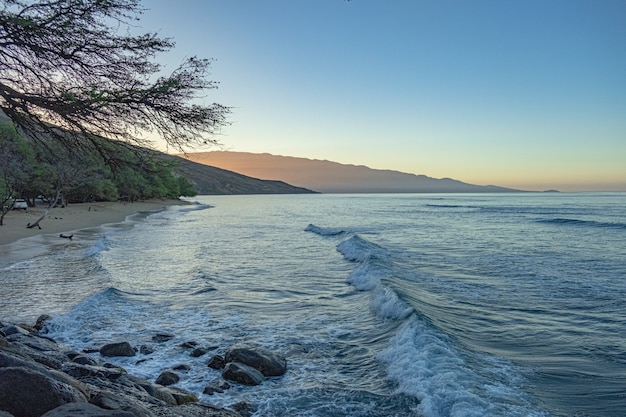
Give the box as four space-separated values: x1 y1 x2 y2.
177 151 523 193
162 154 316 195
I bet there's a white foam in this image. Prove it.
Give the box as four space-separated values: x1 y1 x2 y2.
304 223 346 236
378 318 549 417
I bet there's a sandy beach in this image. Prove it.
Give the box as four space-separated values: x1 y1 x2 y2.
0 199 186 247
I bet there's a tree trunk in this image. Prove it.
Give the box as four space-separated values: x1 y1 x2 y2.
26 188 61 230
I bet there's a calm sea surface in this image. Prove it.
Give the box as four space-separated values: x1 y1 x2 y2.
1 193 625 417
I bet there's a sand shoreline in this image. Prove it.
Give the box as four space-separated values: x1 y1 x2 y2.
0 198 187 247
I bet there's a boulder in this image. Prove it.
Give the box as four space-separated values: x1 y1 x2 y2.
172 364 191 371
202 379 230 395
166 387 198 405
34 314 53 332
0 367 88 417
207 355 225 370
222 362 265 386
190 347 208 357
41 402 136 417
230 401 256 417
151 333 174 343
71 354 98 366
100 342 136 357
1 325 29 336
224 344 287 376
90 391 155 417
139 345 155 355
155 370 179 386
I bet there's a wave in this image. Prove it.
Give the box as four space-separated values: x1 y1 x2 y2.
335 233 548 417
538 218 626 230
85 236 109 257
178 202 214 212
337 235 412 320
305 223 346 236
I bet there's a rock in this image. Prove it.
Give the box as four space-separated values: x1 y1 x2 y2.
224 344 287 376
100 342 136 357
230 401 256 417
0 367 88 417
151 333 174 343
202 379 230 395
71 354 98 366
172 364 191 371
34 314 53 333
41 402 136 417
222 362 265 386
166 387 198 405
90 391 155 417
0 350 90 399
207 355 225 370
61 362 126 380
155 370 179 386
179 341 197 349
190 347 208 357
152 387 178 406
139 345 154 355
1 325 29 336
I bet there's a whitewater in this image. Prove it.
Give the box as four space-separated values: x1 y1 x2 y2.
1 193 624 417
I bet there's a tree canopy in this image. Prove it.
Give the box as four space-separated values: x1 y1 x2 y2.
0 0 230 160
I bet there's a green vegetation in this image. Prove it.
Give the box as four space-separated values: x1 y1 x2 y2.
0 121 196 225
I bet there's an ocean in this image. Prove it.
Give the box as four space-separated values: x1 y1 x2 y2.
1 193 625 417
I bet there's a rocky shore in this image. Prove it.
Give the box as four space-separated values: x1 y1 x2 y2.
0 317 287 417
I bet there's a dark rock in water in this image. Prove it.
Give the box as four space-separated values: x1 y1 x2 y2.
202 379 231 395
222 362 265 386
139 345 155 355
34 314 53 332
190 347 208 357
41 402 136 417
224 344 287 377
230 401 256 417
172 363 191 371
155 370 180 386
0 367 88 417
207 355 225 370
100 342 136 357
152 333 174 343
179 341 198 349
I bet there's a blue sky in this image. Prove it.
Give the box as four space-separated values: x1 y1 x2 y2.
141 0 626 191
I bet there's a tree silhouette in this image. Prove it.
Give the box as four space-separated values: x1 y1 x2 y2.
0 0 230 162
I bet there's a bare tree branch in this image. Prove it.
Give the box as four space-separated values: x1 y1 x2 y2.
0 0 230 162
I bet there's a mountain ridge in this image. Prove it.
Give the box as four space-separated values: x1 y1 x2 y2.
178 151 524 193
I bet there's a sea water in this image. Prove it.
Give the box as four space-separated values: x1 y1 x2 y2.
1 193 625 417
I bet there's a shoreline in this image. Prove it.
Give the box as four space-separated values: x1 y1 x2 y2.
0 198 187 247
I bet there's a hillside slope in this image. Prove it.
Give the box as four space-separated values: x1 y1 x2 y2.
163 154 316 195
178 151 522 193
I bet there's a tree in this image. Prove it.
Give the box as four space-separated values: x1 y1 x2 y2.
0 0 230 162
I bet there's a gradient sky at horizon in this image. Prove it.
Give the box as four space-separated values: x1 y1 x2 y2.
141 0 625 192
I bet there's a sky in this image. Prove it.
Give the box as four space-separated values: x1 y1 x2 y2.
139 0 626 192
